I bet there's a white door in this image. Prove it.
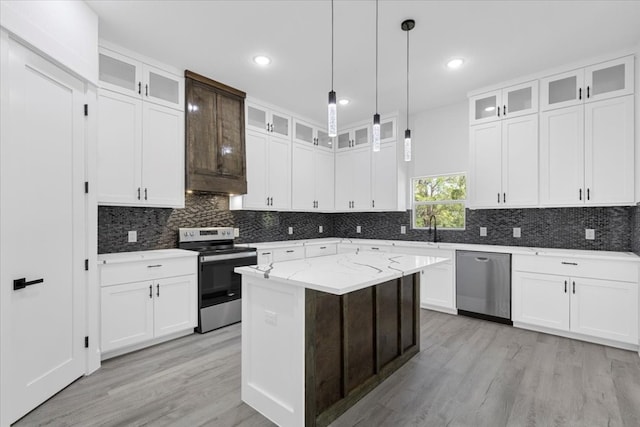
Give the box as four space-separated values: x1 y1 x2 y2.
512 272 570 331
584 95 634 205
371 143 397 210
469 90 502 125
142 102 185 208
1 36 86 425
268 136 291 210
291 143 315 210
539 105 585 206
101 282 154 353
584 56 634 103
540 69 584 111
98 47 142 98
570 277 638 344
468 122 502 208
244 130 269 209
97 89 142 205
153 276 197 338
314 149 335 211
422 261 455 311
502 115 538 207
502 81 538 120
334 151 353 210
351 148 371 210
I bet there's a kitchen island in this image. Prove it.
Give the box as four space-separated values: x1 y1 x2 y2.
235 251 447 427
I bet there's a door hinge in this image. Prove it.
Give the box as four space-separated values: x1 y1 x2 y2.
84 104 88 116
84 259 89 271
84 181 89 194
84 336 89 348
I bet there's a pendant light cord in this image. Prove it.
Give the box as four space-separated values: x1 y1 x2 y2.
375 0 378 113
406 24 409 126
331 0 334 90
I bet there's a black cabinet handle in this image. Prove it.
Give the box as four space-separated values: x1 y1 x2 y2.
270 123 274 132
286 250 295 253
572 281 575 294
149 285 152 298
372 200 375 208
266 123 270 131
503 193 506 203
503 105 506 116
147 264 163 268
561 261 578 266
13 277 44 291
371 247 380 250
564 280 567 293
156 284 160 297
320 246 327 249
497 106 500 117
144 188 148 200
138 187 141 200
586 86 590 98
579 88 582 100
270 197 273 206
587 188 590 201
497 193 500 203
145 84 148 97
138 82 142 95
261 252 271 256
579 188 582 201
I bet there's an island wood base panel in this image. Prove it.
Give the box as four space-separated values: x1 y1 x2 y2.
241 273 421 427
305 274 420 427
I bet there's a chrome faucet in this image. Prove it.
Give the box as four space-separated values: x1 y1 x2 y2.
428 214 438 243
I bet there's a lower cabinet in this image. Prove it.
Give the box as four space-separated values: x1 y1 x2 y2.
513 255 638 346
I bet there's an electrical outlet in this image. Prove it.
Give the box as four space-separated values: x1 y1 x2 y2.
318 225 323 233
234 228 240 237
585 229 595 240
128 230 137 243
356 225 362 234
479 227 487 237
513 227 521 238
400 225 407 234
288 227 293 235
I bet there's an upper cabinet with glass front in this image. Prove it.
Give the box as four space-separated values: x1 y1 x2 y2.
336 121 370 150
469 81 538 125
541 56 634 111
99 46 184 111
246 102 291 139
293 119 334 152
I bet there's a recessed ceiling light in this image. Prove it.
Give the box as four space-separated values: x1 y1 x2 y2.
253 55 271 66
446 58 464 69
338 98 350 106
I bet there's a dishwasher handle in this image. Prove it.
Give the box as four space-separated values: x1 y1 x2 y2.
475 257 489 262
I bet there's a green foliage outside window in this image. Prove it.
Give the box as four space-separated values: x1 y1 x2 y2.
413 174 466 229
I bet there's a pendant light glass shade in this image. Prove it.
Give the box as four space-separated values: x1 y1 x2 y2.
372 113 381 152
404 129 412 162
328 90 337 137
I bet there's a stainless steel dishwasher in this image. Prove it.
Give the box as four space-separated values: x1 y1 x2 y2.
456 250 512 324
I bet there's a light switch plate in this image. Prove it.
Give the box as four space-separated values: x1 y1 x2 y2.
480 227 487 237
234 228 240 237
585 229 595 240
288 227 293 235
356 225 362 234
513 227 521 238
319 225 323 233
400 225 407 234
128 230 137 243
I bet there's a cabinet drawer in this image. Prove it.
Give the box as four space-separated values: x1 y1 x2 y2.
361 245 391 253
392 246 454 261
513 255 639 283
305 244 338 258
272 246 305 262
100 256 197 287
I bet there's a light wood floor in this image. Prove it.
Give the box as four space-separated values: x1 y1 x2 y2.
15 310 640 427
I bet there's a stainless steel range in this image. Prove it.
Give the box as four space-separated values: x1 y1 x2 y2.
178 227 257 333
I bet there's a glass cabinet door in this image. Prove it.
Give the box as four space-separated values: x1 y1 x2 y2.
246 104 269 133
585 56 634 102
316 130 333 150
271 112 290 138
337 131 351 149
294 120 314 145
98 48 142 98
143 64 184 111
380 117 396 143
541 69 584 111
353 126 370 147
503 81 538 119
469 90 501 125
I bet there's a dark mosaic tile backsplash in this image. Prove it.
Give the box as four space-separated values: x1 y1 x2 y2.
99 194 639 254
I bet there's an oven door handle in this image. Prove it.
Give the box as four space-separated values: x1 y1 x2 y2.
200 252 257 263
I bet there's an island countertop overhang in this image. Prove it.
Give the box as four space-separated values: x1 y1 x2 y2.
234 251 449 295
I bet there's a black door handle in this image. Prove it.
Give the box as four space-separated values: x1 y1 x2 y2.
586 86 590 98
145 84 149 97
138 82 142 95
579 88 582 100
149 285 152 298
156 284 160 297
144 188 148 200
564 280 567 293
13 277 44 290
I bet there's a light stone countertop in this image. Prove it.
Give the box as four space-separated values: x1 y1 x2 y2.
235 251 448 295
97 249 198 264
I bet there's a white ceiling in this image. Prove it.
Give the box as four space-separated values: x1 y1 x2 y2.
87 0 640 126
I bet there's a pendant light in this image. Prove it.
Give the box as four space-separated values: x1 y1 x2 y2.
372 0 380 152
327 0 337 137
402 19 415 162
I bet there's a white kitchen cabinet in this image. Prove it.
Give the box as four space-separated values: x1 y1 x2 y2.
541 56 634 111
293 119 334 151
257 250 274 265
336 122 370 150
246 102 291 138
99 251 198 357
99 46 184 111
540 95 634 206
97 89 184 208
371 143 398 210
291 140 335 211
335 147 371 210
469 80 538 125
379 116 397 144
242 129 291 210
512 255 639 347
468 114 538 208
391 246 455 313
305 243 338 258
272 246 305 262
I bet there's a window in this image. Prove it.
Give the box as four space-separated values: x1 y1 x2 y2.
412 174 466 230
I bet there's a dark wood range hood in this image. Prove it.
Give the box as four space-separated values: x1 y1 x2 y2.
185 70 247 195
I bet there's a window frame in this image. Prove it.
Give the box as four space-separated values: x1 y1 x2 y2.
411 172 467 231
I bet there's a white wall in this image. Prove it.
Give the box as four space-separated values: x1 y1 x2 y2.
409 101 468 179
636 41 640 203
